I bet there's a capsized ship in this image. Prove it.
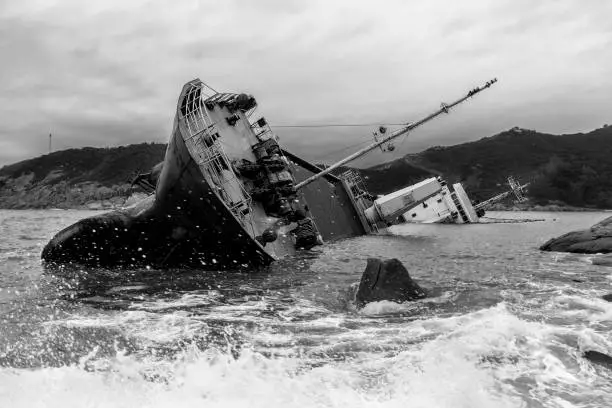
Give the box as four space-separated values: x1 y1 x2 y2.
42 79 366 269
363 176 481 225
358 174 529 227
42 78 497 270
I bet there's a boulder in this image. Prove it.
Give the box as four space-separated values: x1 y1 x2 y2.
602 294 612 302
540 216 612 254
583 350 612 369
355 258 427 308
592 255 612 267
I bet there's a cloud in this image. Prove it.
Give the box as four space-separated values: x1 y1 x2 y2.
0 0 611 167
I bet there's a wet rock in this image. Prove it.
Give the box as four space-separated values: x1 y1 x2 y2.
540 216 612 254
601 294 612 302
583 350 612 369
592 255 612 267
355 258 426 308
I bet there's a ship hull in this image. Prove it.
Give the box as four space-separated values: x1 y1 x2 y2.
42 79 367 270
41 124 275 269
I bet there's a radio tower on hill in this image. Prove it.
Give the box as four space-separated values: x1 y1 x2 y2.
49 133 52 154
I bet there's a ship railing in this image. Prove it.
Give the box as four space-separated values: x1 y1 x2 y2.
340 169 379 233
188 136 253 225
182 81 254 226
340 170 370 198
183 80 218 136
184 102 213 137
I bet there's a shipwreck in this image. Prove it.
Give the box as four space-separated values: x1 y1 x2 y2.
369 175 529 226
42 78 497 270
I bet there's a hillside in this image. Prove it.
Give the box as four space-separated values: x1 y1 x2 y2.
1 125 611 209
0 143 166 209
358 160 434 195
398 126 612 208
323 162 434 196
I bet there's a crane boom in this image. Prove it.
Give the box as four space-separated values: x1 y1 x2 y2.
294 78 498 190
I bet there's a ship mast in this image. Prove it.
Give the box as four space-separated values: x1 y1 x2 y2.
473 176 529 211
294 78 498 190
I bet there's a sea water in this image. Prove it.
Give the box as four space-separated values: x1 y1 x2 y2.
1 209 612 407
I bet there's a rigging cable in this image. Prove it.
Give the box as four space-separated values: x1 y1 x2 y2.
269 121 412 162
270 122 408 161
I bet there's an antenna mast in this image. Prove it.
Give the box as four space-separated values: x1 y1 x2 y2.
294 78 498 190
49 133 52 153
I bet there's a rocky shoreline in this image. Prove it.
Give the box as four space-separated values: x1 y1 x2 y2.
0 169 151 210
0 184 148 211
540 215 612 254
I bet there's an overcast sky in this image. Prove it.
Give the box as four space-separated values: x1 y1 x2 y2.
1 0 611 168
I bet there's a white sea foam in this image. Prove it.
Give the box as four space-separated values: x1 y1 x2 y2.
0 346 522 408
4 301 609 408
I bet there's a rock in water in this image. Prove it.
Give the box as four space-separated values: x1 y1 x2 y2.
592 255 612 267
584 350 612 369
540 216 612 254
355 258 426 307
602 294 612 302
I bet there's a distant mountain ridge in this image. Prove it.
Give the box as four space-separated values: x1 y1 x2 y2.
1 125 611 209
400 125 612 207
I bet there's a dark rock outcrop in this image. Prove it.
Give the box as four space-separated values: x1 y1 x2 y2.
602 294 612 302
592 255 612 267
540 216 612 254
583 350 612 369
355 258 427 307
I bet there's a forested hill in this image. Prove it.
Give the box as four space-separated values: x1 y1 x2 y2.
0 143 166 209
0 143 166 186
1 125 611 209
399 126 612 208
356 160 434 195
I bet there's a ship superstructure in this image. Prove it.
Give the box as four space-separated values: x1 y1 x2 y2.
398 179 480 224
358 175 529 227
348 176 480 227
